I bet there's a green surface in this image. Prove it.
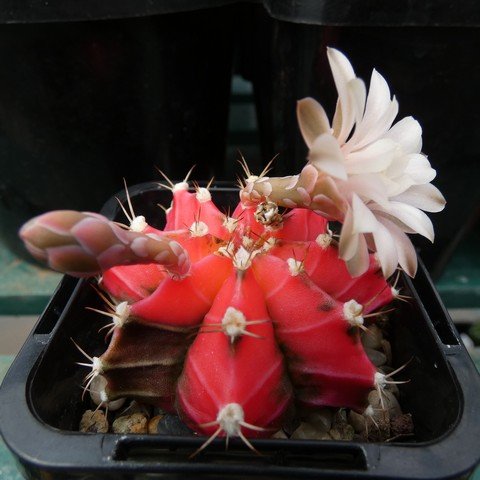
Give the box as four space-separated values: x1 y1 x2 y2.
0 240 61 315
435 225 480 309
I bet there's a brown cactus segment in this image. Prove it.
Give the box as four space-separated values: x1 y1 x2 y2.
99 322 192 410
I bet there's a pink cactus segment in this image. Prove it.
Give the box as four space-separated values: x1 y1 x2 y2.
130 254 232 327
164 187 231 240
253 254 376 411
169 233 220 263
164 188 198 231
336 257 394 313
176 269 293 437
193 189 232 240
101 264 166 302
273 208 328 242
270 241 358 298
19 210 190 278
270 240 392 312
232 202 267 239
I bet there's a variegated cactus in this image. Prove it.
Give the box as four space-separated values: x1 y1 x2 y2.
19 48 444 453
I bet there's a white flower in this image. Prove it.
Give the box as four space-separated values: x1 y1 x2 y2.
296 47 445 278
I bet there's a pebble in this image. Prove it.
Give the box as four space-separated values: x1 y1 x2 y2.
329 425 354 441
304 408 333 432
368 390 402 418
79 410 109 433
291 422 332 440
361 325 383 350
272 429 288 439
348 410 366 433
365 347 387 367
112 413 148 434
148 415 165 434
152 414 193 436
117 400 151 419
330 410 354 441
364 408 390 442
381 340 392 365
390 413 414 437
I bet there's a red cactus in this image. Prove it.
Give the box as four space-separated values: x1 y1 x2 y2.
19 182 397 449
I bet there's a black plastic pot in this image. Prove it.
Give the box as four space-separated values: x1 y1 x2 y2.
1 182 479 479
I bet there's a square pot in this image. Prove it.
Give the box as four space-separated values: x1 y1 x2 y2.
1 182 479 479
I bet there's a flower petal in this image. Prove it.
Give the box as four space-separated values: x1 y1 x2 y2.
387 201 435 241
378 216 418 277
346 138 397 174
308 133 348 180
346 234 370 277
297 97 331 149
348 77 366 126
383 116 422 154
327 47 356 145
391 183 446 213
339 207 357 261
404 154 436 184
341 173 390 209
371 220 398 278
350 69 398 150
351 193 378 234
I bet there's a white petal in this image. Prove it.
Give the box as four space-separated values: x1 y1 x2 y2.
341 173 390 208
346 138 397 174
348 77 366 125
378 216 418 277
383 116 422 154
387 201 435 241
339 207 358 261
332 98 343 139
385 149 410 180
380 172 416 197
327 47 356 145
392 184 446 213
371 206 417 235
351 193 378 233
364 70 392 125
350 70 398 150
297 98 331 149
346 234 370 277
308 133 347 180
372 220 398 278
404 154 436 184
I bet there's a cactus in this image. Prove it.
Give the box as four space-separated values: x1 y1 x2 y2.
19 48 444 452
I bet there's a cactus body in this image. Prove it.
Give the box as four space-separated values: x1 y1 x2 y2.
20 186 395 437
176 269 293 438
